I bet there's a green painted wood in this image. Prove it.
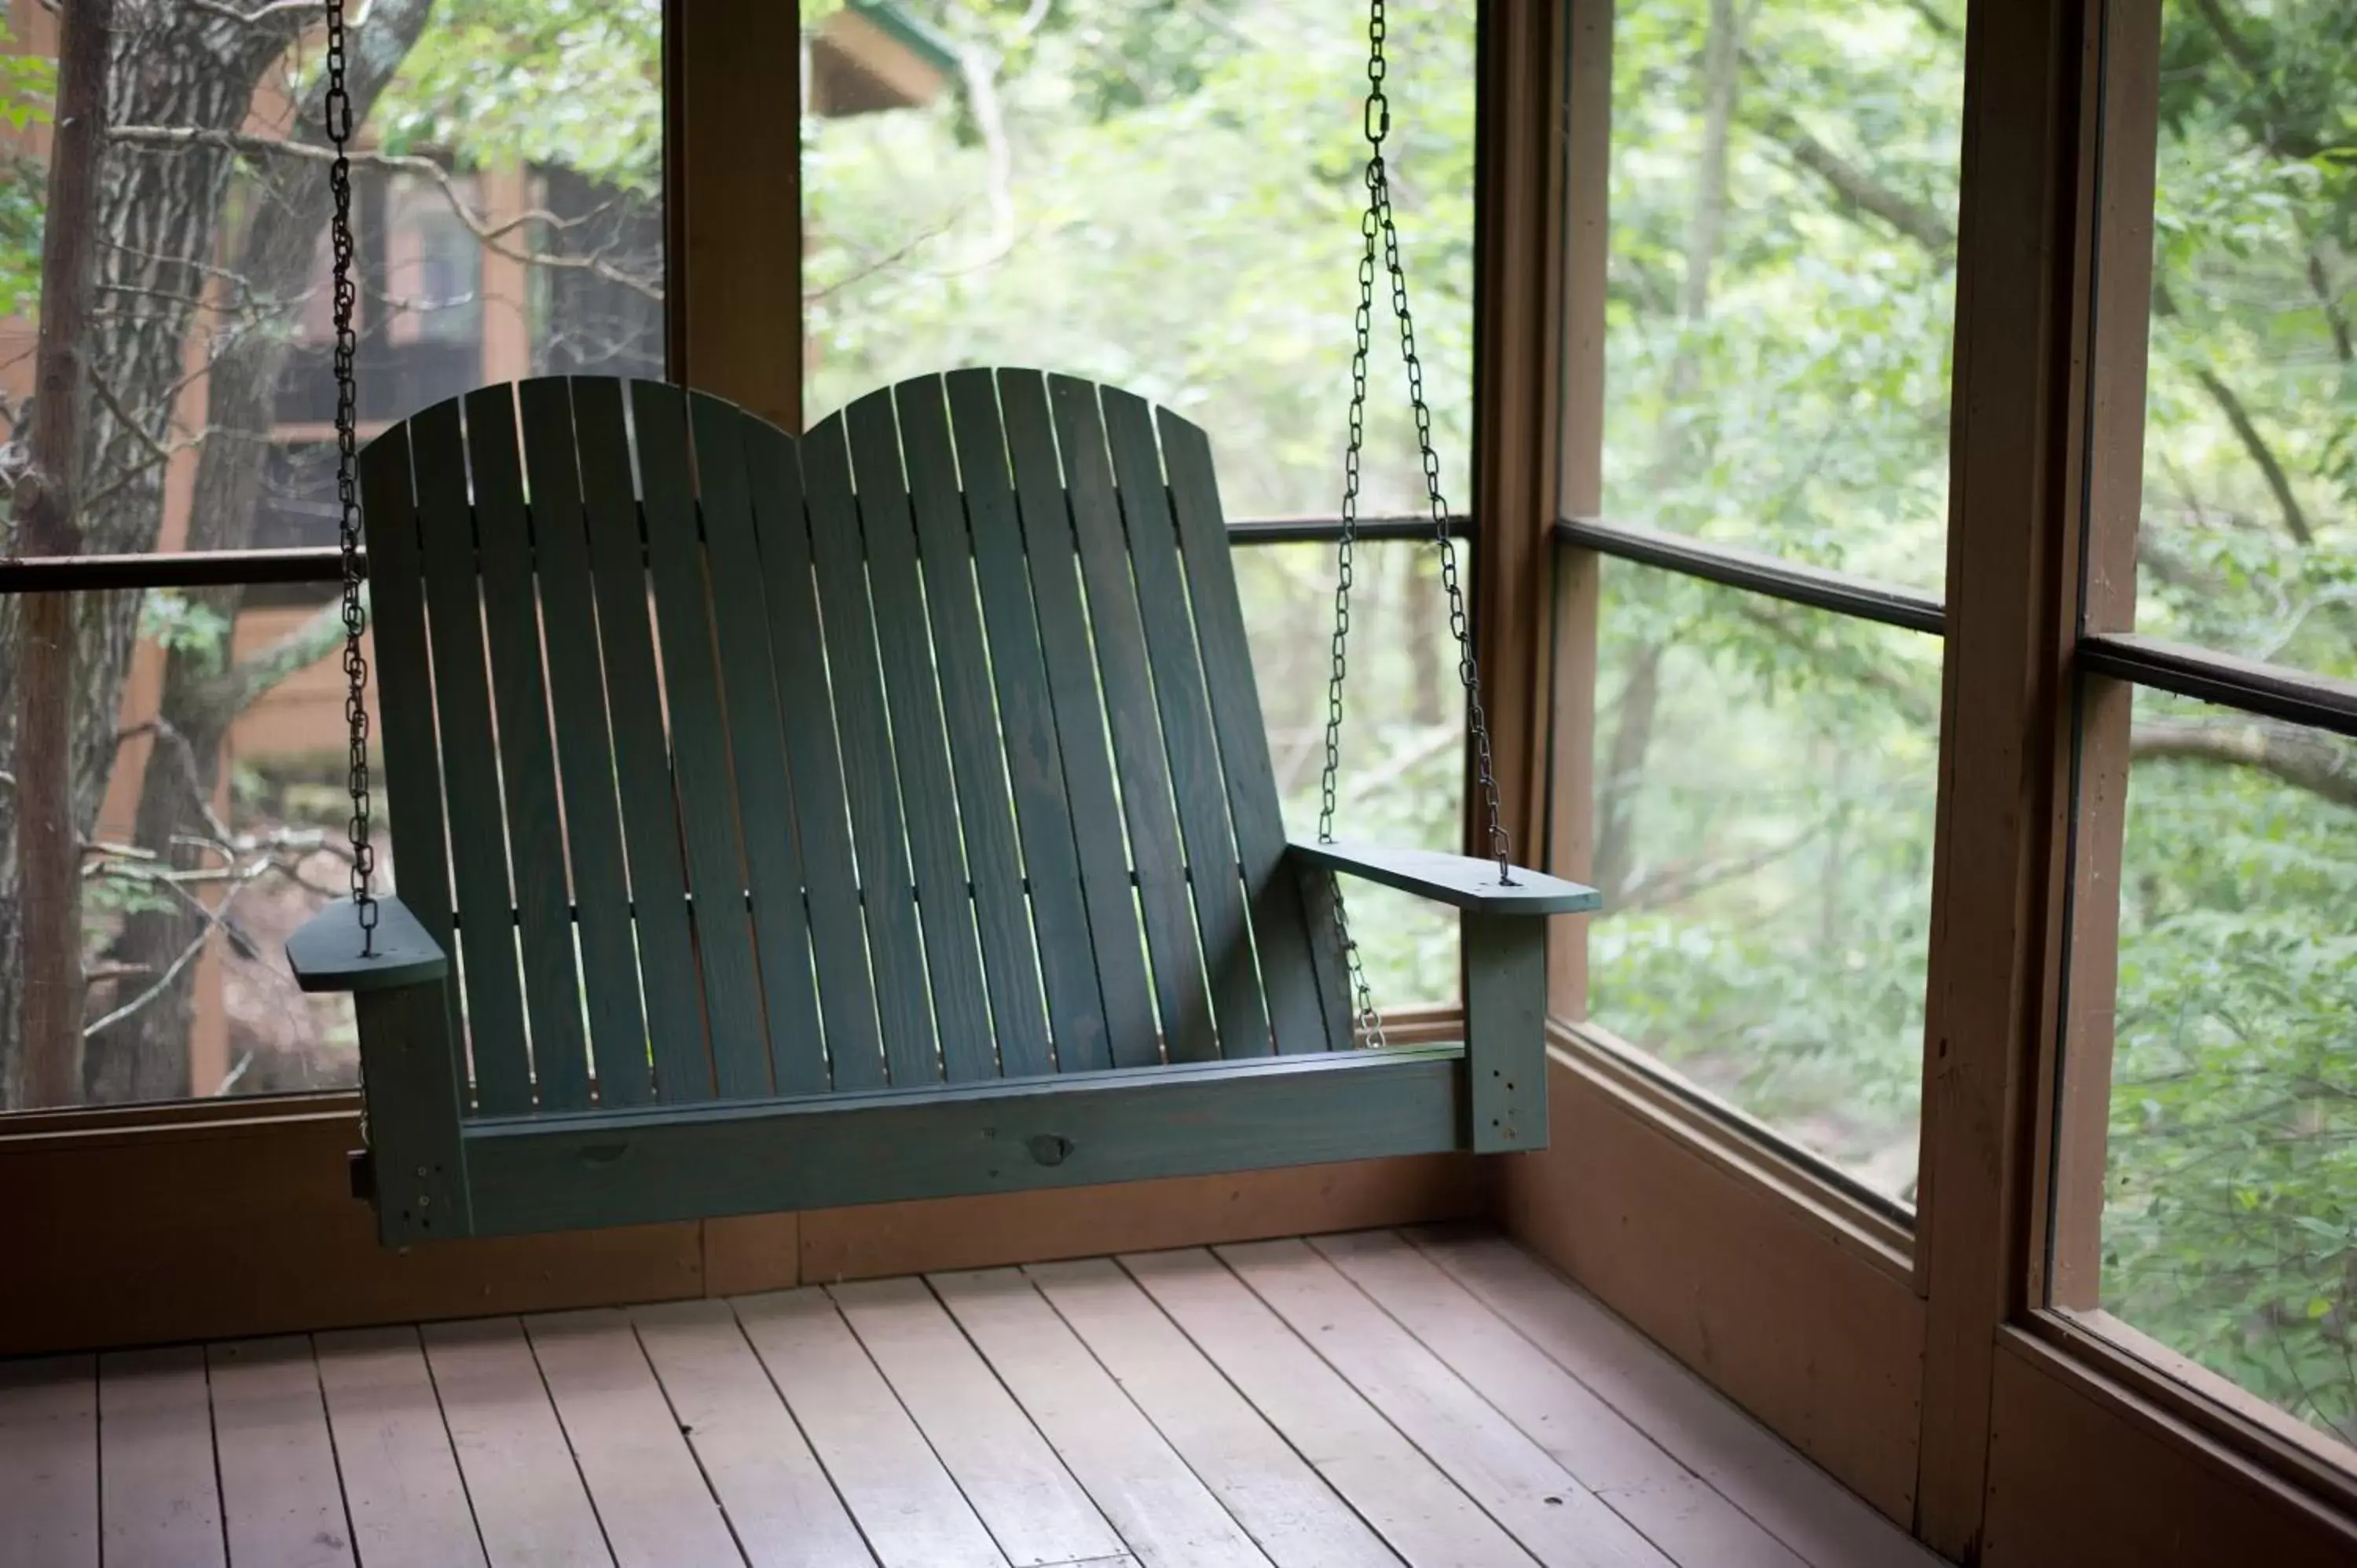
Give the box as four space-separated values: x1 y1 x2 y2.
896 377 1054 1079
354 978 473 1246
799 417 940 1088
632 382 772 1100
688 391 827 1097
1463 912 1547 1153
1294 860 1357 1051
1156 410 1343 1054
465 384 592 1111
461 1046 1465 1233
1100 390 1267 1060
570 377 712 1103
1290 840 1602 914
515 378 654 1107
409 397 534 1116
943 369 1108 1074
1050 376 1215 1064
841 390 996 1082
997 372 1157 1069
288 894 446 994
740 419 887 1092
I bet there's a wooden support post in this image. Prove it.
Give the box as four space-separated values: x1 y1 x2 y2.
1464 913 1546 1153
354 981 473 1247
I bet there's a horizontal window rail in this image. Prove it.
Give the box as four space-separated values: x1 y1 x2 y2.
2080 632 2357 740
1555 515 1945 636
0 514 1469 595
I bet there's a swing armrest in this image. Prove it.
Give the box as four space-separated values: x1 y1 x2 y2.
288 895 450 995
1288 839 1600 916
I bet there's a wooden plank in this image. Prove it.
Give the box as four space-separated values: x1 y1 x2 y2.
1154 409 1334 1054
931 1269 1272 1568
1293 864 1356 1053
1413 1230 1937 1566
1289 842 1599 914
1464 914 1546 1153
99 1347 223 1568
845 390 998 1080
1118 1248 1534 1567
733 1289 1008 1568
1310 1233 1806 1568
571 376 712 1103
208 1337 354 1568
943 369 1108 1072
632 1298 874 1567
741 419 888 1090
524 1308 743 1567
1219 1238 1668 1568
464 1047 1465 1234
996 371 1158 1069
0 1355 97 1568
631 380 772 1100
799 415 940 1088
690 392 829 1096
287 895 447 995
354 980 474 1246
465 383 592 1111
409 396 535 1115
896 376 1054 1079
420 1317 611 1568
830 1277 1121 1566
1048 376 1215 1063
516 376 655 1106
314 1327 486 1568
1100 390 1268 1060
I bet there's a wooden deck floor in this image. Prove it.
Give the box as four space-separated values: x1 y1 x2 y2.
0 1228 1944 1568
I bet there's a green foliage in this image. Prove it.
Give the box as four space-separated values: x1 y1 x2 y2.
0 24 53 317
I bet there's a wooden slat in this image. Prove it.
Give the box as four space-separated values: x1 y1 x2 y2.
1219 1238 1668 1568
1155 411 1339 1053
314 1328 486 1568
943 370 1109 1072
421 1317 611 1568
409 397 534 1114
1412 1230 1939 1567
1100 390 1268 1060
996 372 1157 1068
0 1356 97 1568
99 1348 223 1568
570 377 712 1103
742 419 888 1090
1291 842 1598 914
1464 914 1546 1153
831 1277 1122 1566
1312 1233 1808 1568
353 981 473 1246
464 383 592 1111
799 416 941 1088
733 1289 1009 1568
1292 865 1356 1053
632 1299 876 1567
359 428 464 1056
515 377 654 1107
691 391 829 1096
1048 376 1215 1063
844 391 997 1080
896 377 1054 1079
1117 1249 1533 1567
631 381 772 1100
932 1269 1273 1568
208 1337 354 1568
525 1308 744 1567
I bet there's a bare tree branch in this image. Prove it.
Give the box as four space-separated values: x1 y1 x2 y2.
2190 364 2315 547
2132 716 2357 811
183 0 321 22
1750 100 1956 253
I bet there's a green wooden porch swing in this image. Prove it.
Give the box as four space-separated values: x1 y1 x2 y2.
287 2 1597 1247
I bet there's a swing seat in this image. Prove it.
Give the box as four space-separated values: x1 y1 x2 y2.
286 369 1597 1246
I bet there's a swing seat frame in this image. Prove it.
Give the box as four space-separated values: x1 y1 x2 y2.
288 369 1596 1246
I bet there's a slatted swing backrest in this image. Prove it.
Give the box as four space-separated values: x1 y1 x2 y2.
359 368 1352 1115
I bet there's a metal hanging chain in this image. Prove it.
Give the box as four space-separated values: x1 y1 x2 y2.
325 0 376 957
1318 0 1513 1046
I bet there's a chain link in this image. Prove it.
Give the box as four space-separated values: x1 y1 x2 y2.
1318 0 1514 1049
325 0 375 964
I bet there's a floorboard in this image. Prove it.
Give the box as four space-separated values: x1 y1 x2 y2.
632 1298 876 1568
208 1337 354 1568
315 1327 487 1568
734 1288 1009 1568
525 1309 745 1568
100 1346 225 1568
422 1317 613 1567
0 1354 97 1568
